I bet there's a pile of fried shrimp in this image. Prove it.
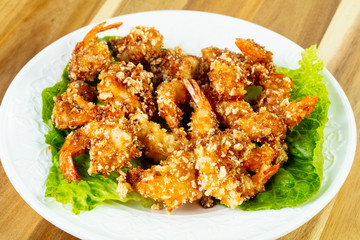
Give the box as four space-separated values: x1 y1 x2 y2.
51 22 318 213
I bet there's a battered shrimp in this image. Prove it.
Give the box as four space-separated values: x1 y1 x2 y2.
201 47 226 73
194 129 255 208
154 49 202 130
98 61 156 117
59 107 141 182
194 129 284 208
130 112 189 163
209 51 251 100
235 38 273 64
151 47 202 83
127 150 203 213
156 79 188 130
244 140 288 173
183 79 218 140
68 21 123 81
52 81 97 130
214 98 287 142
201 47 246 73
200 83 287 142
235 38 276 82
109 26 164 64
283 96 318 128
257 73 318 128
184 78 282 208
53 26 321 212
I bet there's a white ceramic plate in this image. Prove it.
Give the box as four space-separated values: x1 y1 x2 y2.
0 10 357 240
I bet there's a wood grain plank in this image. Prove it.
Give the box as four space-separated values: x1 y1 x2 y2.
0 0 358 239
114 0 189 16
253 0 341 48
317 4 360 237
27 219 79 240
318 0 360 68
0 0 106 104
111 0 265 21
0 161 41 239
182 0 265 21
281 0 360 239
0 1 106 238
279 199 336 240
90 0 123 24
321 154 360 240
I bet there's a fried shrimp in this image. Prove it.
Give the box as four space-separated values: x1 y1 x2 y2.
98 61 156 117
156 79 189 130
127 150 203 213
194 129 255 208
68 22 123 81
257 73 318 128
208 51 251 100
110 26 164 64
151 47 202 83
244 140 288 173
213 98 287 142
52 81 97 129
235 38 276 82
235 38 273 65
51 23 321 213
130 112 189 163
200 83 286 142
183 79 218 140
59 107 141 182
184 79 258 208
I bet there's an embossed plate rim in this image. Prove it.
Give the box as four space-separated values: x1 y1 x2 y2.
0 10 357 240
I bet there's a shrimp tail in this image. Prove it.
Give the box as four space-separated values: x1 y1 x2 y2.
59 130 89 182
183 79 218 137
235 38 273 63
59 151 81 182
183 79 211 110
252 164 280 187
83 21 123 43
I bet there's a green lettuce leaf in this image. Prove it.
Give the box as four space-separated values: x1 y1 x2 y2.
43 66 155 214
239 45 330 210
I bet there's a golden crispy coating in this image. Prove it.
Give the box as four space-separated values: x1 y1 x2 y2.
215 99 287 141
235 38 276 83
244 140 288 173
110 26 164 64
55 24 320 211
284 96 318 128
59 107 141 182
201 47 225 73
201 47 245 74
127 150 203 213
235 38 273 64
257 73 318 128
194 129 255 208
151 47 202 83
98 61 156 117
130 112 189 163
68 22 122 81
157 79 189 130
52 81 97 129
183 79 219 140
209 51 251 100
233 109 287 142
257 73 294 114
202 84 287 142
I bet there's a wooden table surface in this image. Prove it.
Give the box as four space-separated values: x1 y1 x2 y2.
0 0 359 239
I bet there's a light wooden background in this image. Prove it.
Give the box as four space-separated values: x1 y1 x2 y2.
0 0 359 239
